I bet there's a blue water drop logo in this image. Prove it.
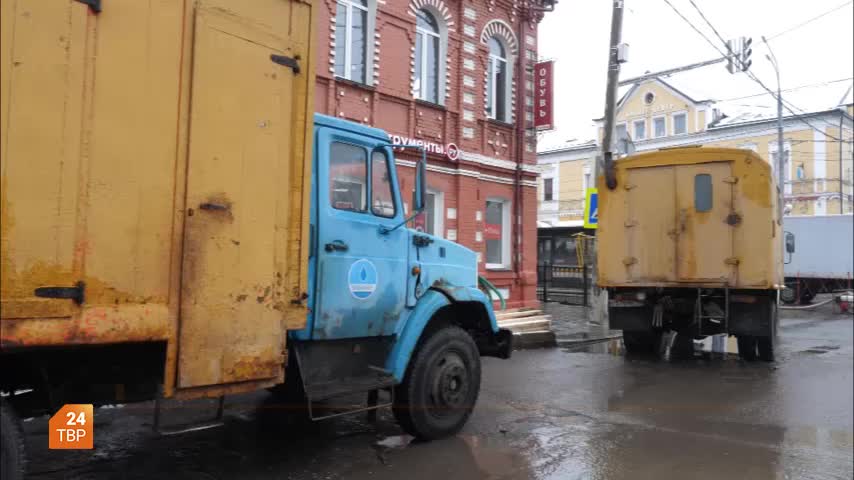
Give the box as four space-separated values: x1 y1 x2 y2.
348 259 378 300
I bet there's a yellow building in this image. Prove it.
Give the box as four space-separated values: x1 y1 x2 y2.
538 78 854 228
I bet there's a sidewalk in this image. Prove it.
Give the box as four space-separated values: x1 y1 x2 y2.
541 301 621 345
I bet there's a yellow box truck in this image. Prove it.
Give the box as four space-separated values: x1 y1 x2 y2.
597 147 785 361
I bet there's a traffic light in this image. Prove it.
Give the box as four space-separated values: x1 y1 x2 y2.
740 36 753 72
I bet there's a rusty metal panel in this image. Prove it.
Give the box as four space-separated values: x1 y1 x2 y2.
177 4 309 388
626 166 677 283
1 0 89 322
674 162 734 283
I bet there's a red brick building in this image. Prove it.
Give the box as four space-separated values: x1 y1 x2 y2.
314 0 550 308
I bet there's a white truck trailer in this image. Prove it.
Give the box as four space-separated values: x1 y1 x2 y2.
782 214 854 304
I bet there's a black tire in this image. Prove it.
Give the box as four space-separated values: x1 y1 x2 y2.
737 335 758 361
622 330 662 355
780 286 796 305
758 300 777 362
757 336 775 362
393 326 481 441
1 400 26 480
799 291 815 305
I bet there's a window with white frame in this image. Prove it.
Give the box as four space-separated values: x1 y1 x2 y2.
672 112 687 135
615 123 627 140
485 198 511 268
653 116 666 138
543 177 554 201
768 141 792 194
582 165 592 191
334 0 371 84
633 119 646 141
486 37 509 122
414 9 441 103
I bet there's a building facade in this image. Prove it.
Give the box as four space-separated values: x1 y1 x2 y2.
538 78 854 235
315 0 551 308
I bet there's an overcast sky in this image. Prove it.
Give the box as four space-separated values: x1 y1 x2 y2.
537 0 854 144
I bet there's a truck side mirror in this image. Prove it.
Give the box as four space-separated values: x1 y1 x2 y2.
785 232 795 254
413 157 426 211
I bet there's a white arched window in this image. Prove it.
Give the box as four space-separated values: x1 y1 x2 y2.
335 0 375 84
486 37 509 121
414 10 441 103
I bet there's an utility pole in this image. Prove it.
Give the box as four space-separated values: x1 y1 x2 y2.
763 36 786 216
600 0 626 191
590 0 626 326
839 112 845 213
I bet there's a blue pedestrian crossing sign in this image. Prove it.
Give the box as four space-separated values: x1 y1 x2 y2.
584 188 598 229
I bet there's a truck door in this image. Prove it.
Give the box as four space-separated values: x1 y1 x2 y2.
178 3 309 388
312 128 408 339
626 166 678 283
674 162 735 283
1 0 90 322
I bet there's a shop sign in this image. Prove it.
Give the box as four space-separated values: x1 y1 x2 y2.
390 134 460 161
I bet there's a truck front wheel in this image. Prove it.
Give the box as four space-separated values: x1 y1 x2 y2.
1 400 26 480
393 326 481 440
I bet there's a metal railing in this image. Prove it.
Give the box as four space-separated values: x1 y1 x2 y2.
537 263 591 306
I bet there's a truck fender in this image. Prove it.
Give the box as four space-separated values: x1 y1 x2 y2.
386 286 507 382
386 289 451 382
429 284 500 333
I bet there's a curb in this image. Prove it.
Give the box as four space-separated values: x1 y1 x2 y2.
511 330 557 349
556 334 623 348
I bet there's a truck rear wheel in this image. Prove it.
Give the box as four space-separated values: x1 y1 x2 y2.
393 326 481 440
1 400 26 480
622 330 662 355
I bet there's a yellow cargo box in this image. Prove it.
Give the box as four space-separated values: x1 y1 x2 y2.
1 0 315 398
597 147 784 290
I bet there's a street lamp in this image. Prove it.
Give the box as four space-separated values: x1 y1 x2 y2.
762 36 786 213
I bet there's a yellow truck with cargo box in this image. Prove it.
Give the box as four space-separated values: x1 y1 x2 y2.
1 1 512 478
597 147 785 361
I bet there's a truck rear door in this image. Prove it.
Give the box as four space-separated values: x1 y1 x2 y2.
625 161 735 284
674 162 734 283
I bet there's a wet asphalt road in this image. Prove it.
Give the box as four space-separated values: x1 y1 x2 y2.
22 305 853 480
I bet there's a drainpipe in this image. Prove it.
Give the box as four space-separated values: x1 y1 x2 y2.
512 12 526 294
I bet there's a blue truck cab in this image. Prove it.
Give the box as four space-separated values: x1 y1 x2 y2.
283 114 511 439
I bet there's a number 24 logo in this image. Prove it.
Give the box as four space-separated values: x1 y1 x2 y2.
66 411 87 426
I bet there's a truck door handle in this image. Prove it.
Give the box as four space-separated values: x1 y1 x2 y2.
325 240 348 252
199 202 229 212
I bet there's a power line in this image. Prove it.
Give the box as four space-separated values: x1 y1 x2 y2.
715 77 854 103
683 0 845 142
765 0 853 42
660 0 727 58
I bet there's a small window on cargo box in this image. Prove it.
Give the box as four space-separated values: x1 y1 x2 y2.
330 142 367 212
694 174 713 212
